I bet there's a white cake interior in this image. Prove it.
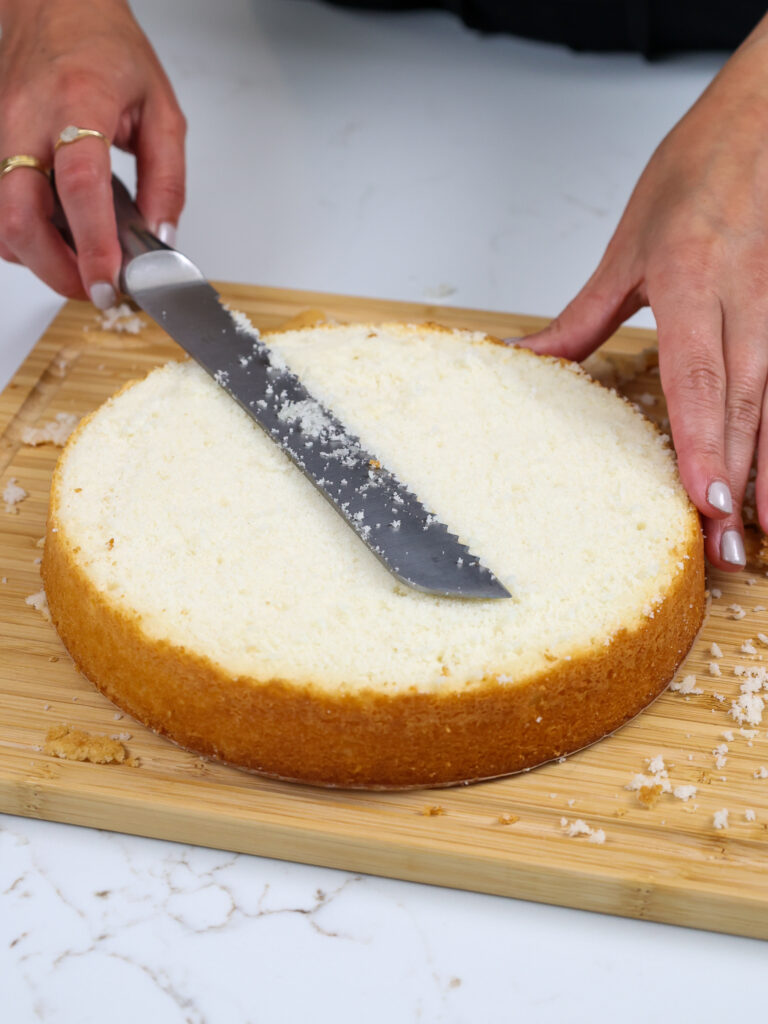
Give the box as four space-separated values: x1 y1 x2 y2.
54 322 694 694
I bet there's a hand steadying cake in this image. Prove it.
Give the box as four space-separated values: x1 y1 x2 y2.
0 0 766 573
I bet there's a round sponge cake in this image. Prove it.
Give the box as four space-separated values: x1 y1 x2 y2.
42 322 705 787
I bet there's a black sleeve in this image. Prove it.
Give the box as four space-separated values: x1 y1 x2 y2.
321 0 767 57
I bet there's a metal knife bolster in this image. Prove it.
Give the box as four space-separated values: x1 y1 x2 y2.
112 178 510 600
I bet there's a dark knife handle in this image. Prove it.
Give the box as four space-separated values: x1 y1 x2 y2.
51 172 171 290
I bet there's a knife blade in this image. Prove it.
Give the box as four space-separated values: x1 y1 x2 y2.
104 176 510 599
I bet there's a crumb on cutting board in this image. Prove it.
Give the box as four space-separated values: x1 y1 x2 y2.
637 784 664 808
3 477 27 513
673 784 697 802
420 805 445 817
97 303 145 334
670 674 703 695
560 817 606 843
25 589 50 621
21 412 79 447
44 724 139 766
713 809 730 830
497 813 520 825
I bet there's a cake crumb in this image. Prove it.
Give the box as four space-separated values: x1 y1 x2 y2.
710 588 722 598
670 674 702 695
3 477 27 513
713 743 728 769
497 813 520 825
708 662 722 677
745 809 756 822
25 589 50 621
97 303 145 334
741 641 757 655
420 805 445 816
754 766 768 779
637 784 663 808
673 785 697 801
710 642 723 658
21 412 79 447
561 818 606 843
713 809 729 830
44 724 130 765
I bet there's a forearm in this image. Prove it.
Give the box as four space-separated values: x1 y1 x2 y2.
695 9 768 115
740 8 768 46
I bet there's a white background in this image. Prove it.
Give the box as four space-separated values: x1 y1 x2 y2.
2 2 763 1021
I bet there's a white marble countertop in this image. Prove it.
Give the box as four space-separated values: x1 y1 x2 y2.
2 1 764 1019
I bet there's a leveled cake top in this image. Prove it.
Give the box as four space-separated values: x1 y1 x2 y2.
52 322 698 694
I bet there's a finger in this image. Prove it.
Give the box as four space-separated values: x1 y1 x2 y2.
755 385 768 534
0 166 84 297
0 240 20 263
135 93 186 245
522 259 644 361
653 288 735 531
722 308 768 515
701 513 746 572
53 121 121 308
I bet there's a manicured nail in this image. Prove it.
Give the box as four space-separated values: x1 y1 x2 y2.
707 481 733 515
90 281 117 310
721 530 746 567
157 221 177 247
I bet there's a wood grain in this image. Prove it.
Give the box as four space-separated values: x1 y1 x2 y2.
2 284 767 940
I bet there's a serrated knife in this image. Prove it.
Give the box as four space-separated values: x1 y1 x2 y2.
60 175 511 599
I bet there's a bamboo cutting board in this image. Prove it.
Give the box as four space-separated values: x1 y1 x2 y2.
2 284 768 941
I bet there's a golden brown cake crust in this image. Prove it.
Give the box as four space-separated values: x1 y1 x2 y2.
42 507 704 789
41 325 706 789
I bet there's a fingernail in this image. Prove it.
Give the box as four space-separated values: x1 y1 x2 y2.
721 530 746 567
707 481 733 515
157 221 177 247
90 281 117 310
502 336 525 346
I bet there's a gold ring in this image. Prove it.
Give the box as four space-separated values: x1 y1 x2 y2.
0 154 51 181
54 125 111 152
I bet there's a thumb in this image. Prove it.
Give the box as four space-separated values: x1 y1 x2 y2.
523 260 645 362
